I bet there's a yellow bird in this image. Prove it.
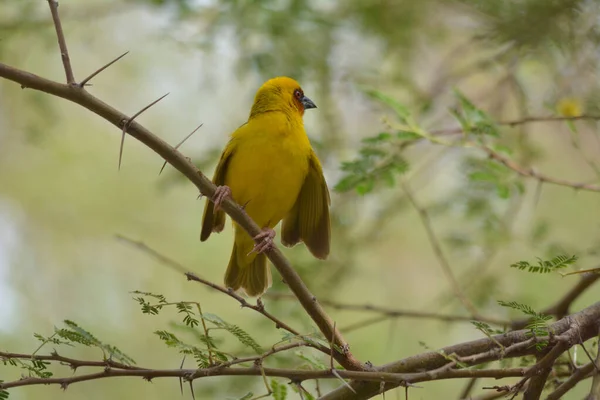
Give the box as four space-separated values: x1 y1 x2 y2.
201 77 330 297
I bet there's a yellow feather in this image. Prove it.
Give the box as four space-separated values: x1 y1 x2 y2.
200 77 330 297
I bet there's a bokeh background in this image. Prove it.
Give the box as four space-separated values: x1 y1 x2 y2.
1 0 600 399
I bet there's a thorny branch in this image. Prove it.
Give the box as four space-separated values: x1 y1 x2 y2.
1 302 599 395
481 145 600 193
321 302 600 399
0 2 599 400
117 236 334 358
0 0 361 372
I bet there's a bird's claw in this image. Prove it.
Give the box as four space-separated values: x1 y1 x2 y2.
212 185 231 212
248 228 276 255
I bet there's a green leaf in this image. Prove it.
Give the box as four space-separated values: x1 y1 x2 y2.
295 351 327 370
496 184 510 199
202 314 263 354
468 171 498 182
154 330 215 367
452 90 499 137
497 301 551 349
510 255 577 274
55 320 135 365
363 89 411 123
362 132 392 144
271 379 288 400
0 382 7 400
396 130 422 140
176 302 200 328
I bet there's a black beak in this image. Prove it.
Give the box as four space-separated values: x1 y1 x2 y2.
301 96 317 110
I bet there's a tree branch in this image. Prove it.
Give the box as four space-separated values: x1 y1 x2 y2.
402 182 479 317
481 146 600 193
46 0 75 84
511 273 600 330
267 293 509 326
0 350 527 391
0 61 361 371
545 361 596 400
321 301 600 399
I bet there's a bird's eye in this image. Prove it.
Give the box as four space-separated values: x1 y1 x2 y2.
294 89 302 99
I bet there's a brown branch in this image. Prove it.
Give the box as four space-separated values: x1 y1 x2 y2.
587 331 600 400
546 361 596 400
0 351 527 392
431 115 600 136
321 301 600 399
0 63 361 371
511 273 600 330
267 293 509 326
46 0 75 84
402 182 479 317
116 236 338 359
520 343 568 400
481 146 600 193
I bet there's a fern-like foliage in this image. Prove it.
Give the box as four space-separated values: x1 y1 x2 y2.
154 330 227 367
0 381 8 400
131 290 168 315
498 301 552 350
335 131 410 195
271 379 288 400
510 255 577 274
451 90 499 137
176 302 200 328
57 320 136 365
295 351 327 370
202 314 263 354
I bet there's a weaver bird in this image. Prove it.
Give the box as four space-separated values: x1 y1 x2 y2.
201 77 330 297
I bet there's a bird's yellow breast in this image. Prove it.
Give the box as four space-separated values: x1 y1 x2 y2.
224 112 312 229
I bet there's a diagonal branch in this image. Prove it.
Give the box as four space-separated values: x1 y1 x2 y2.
401 182 479 317
0 62 361 371
115 236 336 359
321 301 600 399
46 0 75 84
511 273 599 330
481 146 600 193
267 292 509 326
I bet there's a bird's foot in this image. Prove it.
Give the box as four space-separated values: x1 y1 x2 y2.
248 228 276 255
212 185 231 212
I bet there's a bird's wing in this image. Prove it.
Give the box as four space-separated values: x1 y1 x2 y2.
281 150 331 259
200 141 235 241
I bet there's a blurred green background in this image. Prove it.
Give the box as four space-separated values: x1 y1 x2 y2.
1 0 600 399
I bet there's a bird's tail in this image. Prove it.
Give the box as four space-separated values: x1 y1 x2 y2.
225 229 272 297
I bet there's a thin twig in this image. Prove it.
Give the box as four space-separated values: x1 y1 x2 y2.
79 51 129 87
116 235 300 336
431 115 600 136
511 273 600 329
0 59 361 370
0 356 527 391
587 330 600 399
545 361 596 400
481 145 600 192
46 0 75 84
268 293 509 327
401 182 479 317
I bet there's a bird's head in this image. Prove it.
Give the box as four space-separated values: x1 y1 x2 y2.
250 76 316 118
